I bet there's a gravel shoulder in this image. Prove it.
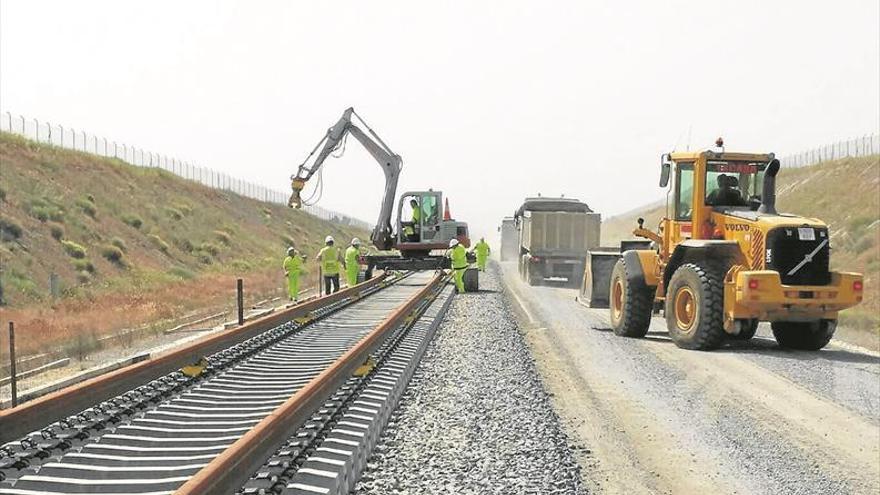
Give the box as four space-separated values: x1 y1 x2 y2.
357 266 585 495
501 261 880 495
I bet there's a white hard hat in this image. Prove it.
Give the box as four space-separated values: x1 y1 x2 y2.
449 238 459 247
325 235 334 243
351 237 361 246
287 247 295 254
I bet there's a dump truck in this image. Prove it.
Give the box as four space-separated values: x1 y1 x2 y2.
583 139 864 350
499 217 518 261
515 197 601 287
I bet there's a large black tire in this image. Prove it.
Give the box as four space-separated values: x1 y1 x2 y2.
664 263 726 350
609 258 653 338
771 320 836 350
728 319 759 340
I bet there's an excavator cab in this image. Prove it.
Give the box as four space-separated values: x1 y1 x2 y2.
396 190 469 255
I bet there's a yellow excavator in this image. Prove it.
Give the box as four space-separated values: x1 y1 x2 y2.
582 139 864 350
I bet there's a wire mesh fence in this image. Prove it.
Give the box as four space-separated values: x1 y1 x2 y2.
0 110 372 231
778 134 879 168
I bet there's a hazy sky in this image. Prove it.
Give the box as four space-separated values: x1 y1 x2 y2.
2 1 878 244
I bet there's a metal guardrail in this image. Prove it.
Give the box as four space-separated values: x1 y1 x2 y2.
0 110 372 231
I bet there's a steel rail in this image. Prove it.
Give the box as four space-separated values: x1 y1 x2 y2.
0 274 387 444
176 272 445 494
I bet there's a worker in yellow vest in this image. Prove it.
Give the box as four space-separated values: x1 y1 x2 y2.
473 237 490 271
282 246 304 302
344 238 363 287
316 235 342 294
448 238 468 294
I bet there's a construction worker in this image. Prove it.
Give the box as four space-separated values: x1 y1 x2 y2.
344 238 363 287
448 238 467 294
316 235 342 294
406 198 421 241
474 237 490 271
282 246 304 302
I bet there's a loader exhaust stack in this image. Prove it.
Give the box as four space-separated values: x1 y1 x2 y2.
758 158 780 215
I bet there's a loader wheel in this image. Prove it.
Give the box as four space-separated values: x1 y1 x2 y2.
771 320 836 350
664 263 726 350
609 258 653 338
728 319 759 340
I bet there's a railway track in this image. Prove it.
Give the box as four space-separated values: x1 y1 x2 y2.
0 270 450 495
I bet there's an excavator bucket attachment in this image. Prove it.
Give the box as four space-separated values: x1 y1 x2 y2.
288 179 306 209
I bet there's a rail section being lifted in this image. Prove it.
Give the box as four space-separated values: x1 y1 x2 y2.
0 270 447 494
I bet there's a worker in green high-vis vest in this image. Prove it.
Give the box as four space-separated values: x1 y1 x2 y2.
448 238 468 294
344 237 363 287
282 246 304 302
316 235 342 294
474 237 490 271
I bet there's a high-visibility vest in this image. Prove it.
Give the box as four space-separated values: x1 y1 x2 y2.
283 254 302 274
319 245 340 275
450 244 468 270
412 207 421 224
475 241 490 257
345 246 360 269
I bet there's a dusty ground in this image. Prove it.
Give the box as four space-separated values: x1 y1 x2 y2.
500 262 880 495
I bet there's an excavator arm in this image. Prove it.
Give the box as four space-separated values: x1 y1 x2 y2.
289 107 402 250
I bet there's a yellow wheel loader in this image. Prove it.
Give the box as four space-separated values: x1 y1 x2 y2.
584 139 864 350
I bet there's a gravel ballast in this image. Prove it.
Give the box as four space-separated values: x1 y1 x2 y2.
356 265 585 494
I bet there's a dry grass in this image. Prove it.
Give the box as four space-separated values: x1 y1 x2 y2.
0 131 367 364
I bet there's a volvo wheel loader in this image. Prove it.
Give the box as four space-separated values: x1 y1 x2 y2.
591 139 864 350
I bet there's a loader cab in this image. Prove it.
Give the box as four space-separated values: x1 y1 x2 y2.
661 150 774 250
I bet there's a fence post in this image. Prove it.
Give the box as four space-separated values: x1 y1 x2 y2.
34 118 39 142
236 279 244 325
5 111 11 132
8 322 17 408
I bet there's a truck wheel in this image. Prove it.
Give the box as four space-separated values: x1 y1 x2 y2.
664 263 726 350
728 319 758 340
771 320 836 350
609 258 653 338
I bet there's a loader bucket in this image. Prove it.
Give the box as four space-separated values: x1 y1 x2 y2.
580 251 621 308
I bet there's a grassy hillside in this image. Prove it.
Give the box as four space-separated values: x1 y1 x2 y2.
602 155 880 331
0 132 368 357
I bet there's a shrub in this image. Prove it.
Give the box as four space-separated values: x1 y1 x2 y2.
73 258 96 273
76 271 92 284
175 238 195 253
50 223 64 240
214 230 232 245
76 197 97 218
173 203 192 216
165 207 184 221
0 187 6 202
0 218 23 240
121 214 143 229
199 242 220 257
86 194 96 203
148 234 170 254
111 237 127 252
30 206 50 222
61 240 87 259
281 234 296 247
101 245 124 263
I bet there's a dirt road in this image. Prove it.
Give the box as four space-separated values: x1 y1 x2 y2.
500 263 880 495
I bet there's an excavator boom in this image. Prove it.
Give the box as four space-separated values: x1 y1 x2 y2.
289 107 401 250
